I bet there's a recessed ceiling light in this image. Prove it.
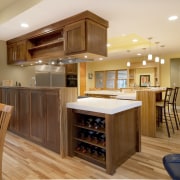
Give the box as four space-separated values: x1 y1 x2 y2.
107 43 111 47
168 15 178 21
132 39 138 43
21 23 29 28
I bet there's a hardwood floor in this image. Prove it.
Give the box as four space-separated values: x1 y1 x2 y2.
2 128 180 179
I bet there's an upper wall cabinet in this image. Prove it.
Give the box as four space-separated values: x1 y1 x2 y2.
27 29 64 60
7 40 27 64
6 11 108 65
64 19 107 56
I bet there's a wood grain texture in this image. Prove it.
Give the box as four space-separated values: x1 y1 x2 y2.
136 90 164 137
2 130 177 179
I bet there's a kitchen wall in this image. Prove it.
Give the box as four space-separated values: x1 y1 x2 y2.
86 56 173 90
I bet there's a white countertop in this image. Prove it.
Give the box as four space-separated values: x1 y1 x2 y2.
84 90 136 100
66 97 142 114
115 92 136 100
84 90 122 96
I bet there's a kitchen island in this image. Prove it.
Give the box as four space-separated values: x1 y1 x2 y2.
0 86 77 156
67 97 142 174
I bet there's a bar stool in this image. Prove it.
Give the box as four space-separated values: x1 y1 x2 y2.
169 87 180 130
156 88 175 137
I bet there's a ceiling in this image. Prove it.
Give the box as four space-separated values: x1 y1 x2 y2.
0 0 180 61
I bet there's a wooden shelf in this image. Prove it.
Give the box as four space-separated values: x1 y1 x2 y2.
74 124 105 133
28 39 64 51
74 150 106 168
74 137 106 149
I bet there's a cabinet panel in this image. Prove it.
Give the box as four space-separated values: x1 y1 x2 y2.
30 90 46 144
6 89 19 132
7 40 27 64
45 91 60 153
18 89 30 138
64 20 86 54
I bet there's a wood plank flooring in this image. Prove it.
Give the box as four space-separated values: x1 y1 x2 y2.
2 128 180 179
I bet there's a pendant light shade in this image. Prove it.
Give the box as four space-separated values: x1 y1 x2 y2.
148 54 152 60
142 60 146 65
160 58 165 64
148 37 153 60
155 56 160 62
127 61 131 67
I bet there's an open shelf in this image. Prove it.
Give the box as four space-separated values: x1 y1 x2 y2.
74 150 106 168
28 39 64 51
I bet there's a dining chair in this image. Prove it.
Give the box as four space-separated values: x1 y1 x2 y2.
163 153 180 179
156 88 175 137
0 103 13 179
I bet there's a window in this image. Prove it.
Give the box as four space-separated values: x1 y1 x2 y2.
117 70 127 88
106 71 115 89
95 71 104 88
95 69 128 89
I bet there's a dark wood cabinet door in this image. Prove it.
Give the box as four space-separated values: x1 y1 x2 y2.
19 89 30 138
7 43 16 64
6 89 19 132
7 40 27 64
30 90 46 144
66 64 77 74
45 90 60 153
64 20 86 54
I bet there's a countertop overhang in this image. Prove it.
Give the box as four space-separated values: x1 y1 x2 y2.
66 97 142 114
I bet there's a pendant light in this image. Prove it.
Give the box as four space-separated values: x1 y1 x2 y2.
147 37 153 60
160 45 165 64
142 48 147 65
127 61 131 67
142 60 146 65
126 50 131 67
154 42 160 62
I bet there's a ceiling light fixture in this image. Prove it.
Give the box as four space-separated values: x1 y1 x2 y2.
142 60 146 66
160 58 165 64
155 42 160 62
127 61 131 67
21 23 29 28
132 39 138 43
147 37 152 60
168 15 178 21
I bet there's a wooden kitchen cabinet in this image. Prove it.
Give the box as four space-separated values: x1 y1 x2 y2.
68 107 141 175
7 11 108 64
30 89 60 153
30 90 46 145
66 64 77 74
2 88 19 132
7 40 27 64
45 90 60 152
27 29 64 60
64 19 107 56
18 89 30 138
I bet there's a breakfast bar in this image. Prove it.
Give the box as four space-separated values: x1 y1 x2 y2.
67 97 142 174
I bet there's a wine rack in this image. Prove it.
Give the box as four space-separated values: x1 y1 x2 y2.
67 108 141 175
73 114 106 168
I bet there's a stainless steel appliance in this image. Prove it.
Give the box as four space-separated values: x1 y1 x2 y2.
35 65 66 87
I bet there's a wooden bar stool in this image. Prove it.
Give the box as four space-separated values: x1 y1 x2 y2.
0 103 13 179
156 88 175 137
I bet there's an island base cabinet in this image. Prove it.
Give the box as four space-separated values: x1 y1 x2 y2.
67 108 141 175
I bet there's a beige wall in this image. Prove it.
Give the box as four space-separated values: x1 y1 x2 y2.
86 55 180 91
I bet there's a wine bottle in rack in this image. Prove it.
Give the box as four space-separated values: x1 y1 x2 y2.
86 116 94 128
